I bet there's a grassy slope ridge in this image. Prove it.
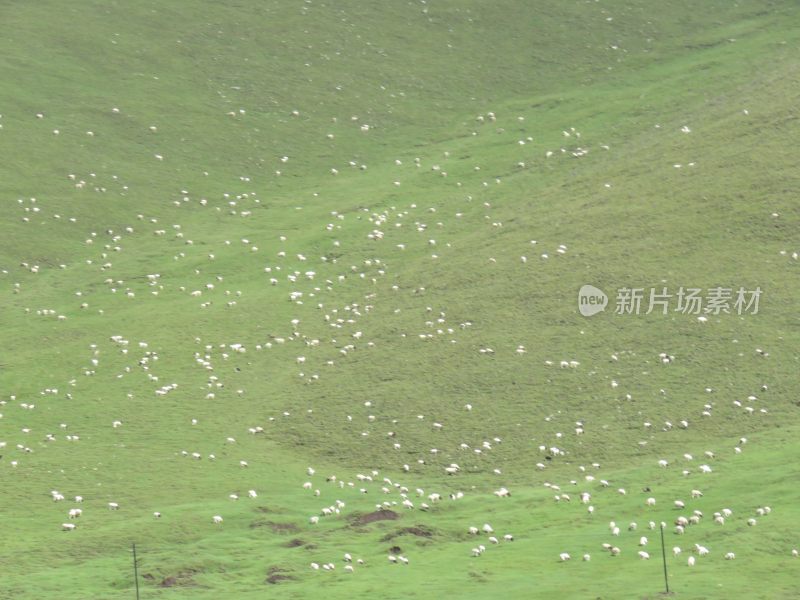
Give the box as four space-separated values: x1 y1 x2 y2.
0 1 798 598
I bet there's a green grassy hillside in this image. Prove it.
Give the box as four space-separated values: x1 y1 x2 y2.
1 1 798 598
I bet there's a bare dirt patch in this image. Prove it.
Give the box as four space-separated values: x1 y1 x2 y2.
349 509 399 526
269 522 300 533
159 568 199 588
249 519 300 533
380 525 435 541
265 566 294 585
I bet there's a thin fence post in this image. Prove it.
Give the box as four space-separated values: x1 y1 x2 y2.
660 523 670 594
132 543 140 600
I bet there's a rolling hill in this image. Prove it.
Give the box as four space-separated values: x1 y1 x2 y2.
0 1 799 598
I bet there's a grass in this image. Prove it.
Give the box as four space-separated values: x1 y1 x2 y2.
0 0 799 598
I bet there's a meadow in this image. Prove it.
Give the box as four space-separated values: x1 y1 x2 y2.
0 1 799 598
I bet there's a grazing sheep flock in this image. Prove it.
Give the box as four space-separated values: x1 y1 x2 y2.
0 1 798 598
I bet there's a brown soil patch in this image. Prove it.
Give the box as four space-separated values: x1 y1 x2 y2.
159 568 199 588
269 522 299 533
380 525 435 541
265 566 294 585
249 519 299 533
349 509 399 526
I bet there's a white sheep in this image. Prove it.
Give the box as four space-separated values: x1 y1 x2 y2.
212 515 223 524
